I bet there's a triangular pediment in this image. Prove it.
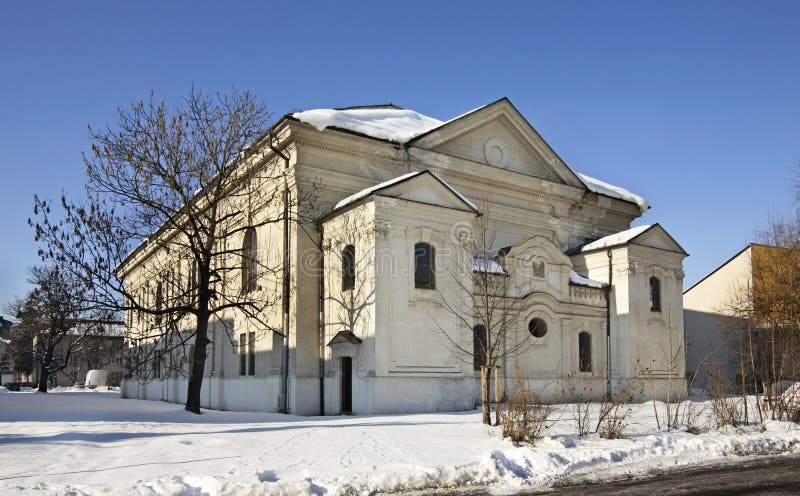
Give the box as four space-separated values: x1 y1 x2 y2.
327 330 362 347
630 225 688 256
408 98 584 188
375 171 478 213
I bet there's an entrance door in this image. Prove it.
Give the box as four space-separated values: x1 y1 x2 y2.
341 357 352 414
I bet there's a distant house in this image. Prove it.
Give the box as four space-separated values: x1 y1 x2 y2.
32 321 126 388
0 317 15 384
683 244 788 391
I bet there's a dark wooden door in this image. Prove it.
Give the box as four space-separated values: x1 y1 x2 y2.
341 357 352 414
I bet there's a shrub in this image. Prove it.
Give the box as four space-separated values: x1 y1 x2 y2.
500 367 553 445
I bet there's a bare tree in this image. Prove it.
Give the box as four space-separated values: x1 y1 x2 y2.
322 212 376 339
30 88 310 413
436 210 529 425
8 266 111 392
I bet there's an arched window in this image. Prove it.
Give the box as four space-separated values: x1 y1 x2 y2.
473 324 487 371
414 242 435 289
342 245 355 291
528 318 548 338
579 332 592 372
649 276 661 312
242 227 258 293
189 259 199 299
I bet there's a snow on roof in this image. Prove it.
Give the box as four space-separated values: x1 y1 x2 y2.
577 173 650 213
579 224 653 252
333 170 478 212
569 270 605 288
334 171 423 210
293 102 649 213
292 107 444 144
472 258 507 276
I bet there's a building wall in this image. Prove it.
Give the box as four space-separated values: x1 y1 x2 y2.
120 113 686 413
683 247 752 390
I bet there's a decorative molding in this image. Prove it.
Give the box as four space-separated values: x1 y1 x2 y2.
483 137 509 167
374 221 391 239
673 268 685 281
616 261 638 276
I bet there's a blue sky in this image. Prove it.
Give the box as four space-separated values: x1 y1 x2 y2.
1 1 798 308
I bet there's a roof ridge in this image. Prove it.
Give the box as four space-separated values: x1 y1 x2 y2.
334 103 404 111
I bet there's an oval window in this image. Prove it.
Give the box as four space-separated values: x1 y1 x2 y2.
528 318 547 338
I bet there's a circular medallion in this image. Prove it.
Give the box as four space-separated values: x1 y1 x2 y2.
483 137 508 167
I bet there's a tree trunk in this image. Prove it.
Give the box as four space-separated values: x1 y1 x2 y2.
493 366 501 426
481 366 490 425
185 295 211 414
37 346 54 393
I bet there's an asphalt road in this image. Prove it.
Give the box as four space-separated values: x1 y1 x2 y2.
410 454 800 496
536 454 800 496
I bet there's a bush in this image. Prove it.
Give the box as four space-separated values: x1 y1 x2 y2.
499 367 553 445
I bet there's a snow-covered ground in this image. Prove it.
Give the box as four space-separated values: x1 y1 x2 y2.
1 389 799 495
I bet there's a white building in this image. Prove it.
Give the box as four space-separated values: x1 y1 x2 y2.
121 98 687 414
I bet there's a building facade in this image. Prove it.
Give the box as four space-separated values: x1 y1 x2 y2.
120 98 687 414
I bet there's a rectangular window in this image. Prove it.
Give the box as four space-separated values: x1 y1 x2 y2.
154 351 163 379
239 332 256 376
579 332 592 373
248 331 256 376
239 333 247 376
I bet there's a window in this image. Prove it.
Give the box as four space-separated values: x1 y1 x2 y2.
528 318 548 338
188 259 198 299
473 325 487 371
649 276 661 312
248 331 256 376
239 333 247 376
154 282 163 324
69 371 78 382
579 332 592 372
240 332 256 376
113 356 123 365
154 351 163 379
242 227 258 293
342 244 355 291
414 242 435 289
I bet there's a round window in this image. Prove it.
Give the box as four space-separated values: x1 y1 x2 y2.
528 318 547 338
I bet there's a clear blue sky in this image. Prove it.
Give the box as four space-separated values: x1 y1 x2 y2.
1 1 798 308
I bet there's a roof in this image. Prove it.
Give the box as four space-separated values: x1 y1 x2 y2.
332 170 479 213
472 258 507 276
579 224 654 252
576 173 650 212
291 98 649 213
292 107 443 144
569 270 606 289
575 223 688 256
327 330 362 347
682 243 764 295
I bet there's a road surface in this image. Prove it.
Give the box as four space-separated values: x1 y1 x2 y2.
416 454 800 496
538 454 800 495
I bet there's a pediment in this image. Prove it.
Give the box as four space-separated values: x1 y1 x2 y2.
408 99 584 188
374 172 478 213
500 235 572 266
630 225 688 256
327 330 362 347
